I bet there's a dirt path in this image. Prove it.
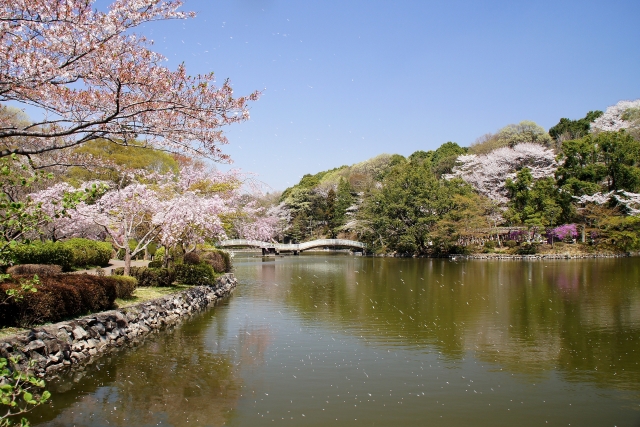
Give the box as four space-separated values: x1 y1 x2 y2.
73 259 150 275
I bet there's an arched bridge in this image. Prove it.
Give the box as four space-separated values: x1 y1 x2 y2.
217 239 366 255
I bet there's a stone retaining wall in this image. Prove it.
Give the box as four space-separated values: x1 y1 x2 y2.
0 273 237 379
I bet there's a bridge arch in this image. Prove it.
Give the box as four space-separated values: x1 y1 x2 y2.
217 238 366 254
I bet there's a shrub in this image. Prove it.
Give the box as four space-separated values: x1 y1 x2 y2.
174 262 216 286
63 238 112 268
151 246 183 265
0 274 117 327
154 246 165 262
516 243 538 255
483 240 496 250
9 241 74 271
447 244 472 255
6 264 62 276
183 252 200 265
147 260 163 268
201 250 231 273
112 266 175 287
110 276 137 299
505 240 518 248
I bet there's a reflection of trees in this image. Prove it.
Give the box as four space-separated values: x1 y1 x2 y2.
279 257 640 391
32 311 245 427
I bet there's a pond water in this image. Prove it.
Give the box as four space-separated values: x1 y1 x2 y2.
30 253 640 427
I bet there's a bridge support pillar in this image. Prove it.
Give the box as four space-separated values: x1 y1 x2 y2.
293 250 299 256
261 248 267 256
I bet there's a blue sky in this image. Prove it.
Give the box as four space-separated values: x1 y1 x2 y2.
104 1 640 190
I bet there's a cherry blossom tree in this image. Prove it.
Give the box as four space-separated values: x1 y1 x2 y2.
154 192 228 256
574 191 640 216
232 202 290 242
444 143 557 205
591 99 640 133
73 183 164 275
0 0 259 162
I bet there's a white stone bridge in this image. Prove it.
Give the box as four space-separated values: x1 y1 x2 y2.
217 238 367 255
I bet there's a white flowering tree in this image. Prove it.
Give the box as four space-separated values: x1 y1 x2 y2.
591 99 640 133
444 143 558 205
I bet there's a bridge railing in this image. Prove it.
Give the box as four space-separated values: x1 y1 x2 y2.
217 238 366 251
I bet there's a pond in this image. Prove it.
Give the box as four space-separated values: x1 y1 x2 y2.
30 253 640 426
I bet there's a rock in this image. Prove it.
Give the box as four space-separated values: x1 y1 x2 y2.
72 326 88 341
46 363 64 374
23 339 46 354
114 312 128 328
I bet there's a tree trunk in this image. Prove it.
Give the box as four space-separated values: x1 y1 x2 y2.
124 247 132 276
162 245 170 268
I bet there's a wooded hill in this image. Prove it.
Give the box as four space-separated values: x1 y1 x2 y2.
275 101 640 255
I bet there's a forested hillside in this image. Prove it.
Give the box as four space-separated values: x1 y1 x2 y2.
267 100 640 255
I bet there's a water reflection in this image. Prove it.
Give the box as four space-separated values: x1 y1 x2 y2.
30 254 640 426
32 307 248 427
249 256 640 391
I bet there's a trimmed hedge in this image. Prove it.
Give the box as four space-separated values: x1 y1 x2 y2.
64 238 112 268
111 276 137 299
113 266 176 287
183 252 200 265
147 260 163 268
6 264 62 276
9 239 113 271
0 274 119 327
201 250 232 273
10 241 74 271
174 262 216 286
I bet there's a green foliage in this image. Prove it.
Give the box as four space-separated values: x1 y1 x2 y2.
505 240 517 248
516 243 539 255
0 356 51 427
483 240 496 250
504 168 569 227
65 139 179 185
63 238 112 268
113 267 176 287
0 157 53 266
471 121 553 154
147 260 163 268
556 131 640 195
173 262 217 286
9 242 74 272
280 166 347 201
359 161 487 254
110 275 137 299
598 215 640 251
331 178 354 234
0 156 107 267
407 142 468 176
549 110 603 142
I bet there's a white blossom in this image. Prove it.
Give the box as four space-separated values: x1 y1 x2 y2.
444 143 557 204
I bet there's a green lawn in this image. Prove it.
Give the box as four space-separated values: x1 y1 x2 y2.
115 284 192 308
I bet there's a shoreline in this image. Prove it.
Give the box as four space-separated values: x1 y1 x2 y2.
0 273 237 380
448 252 632 260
